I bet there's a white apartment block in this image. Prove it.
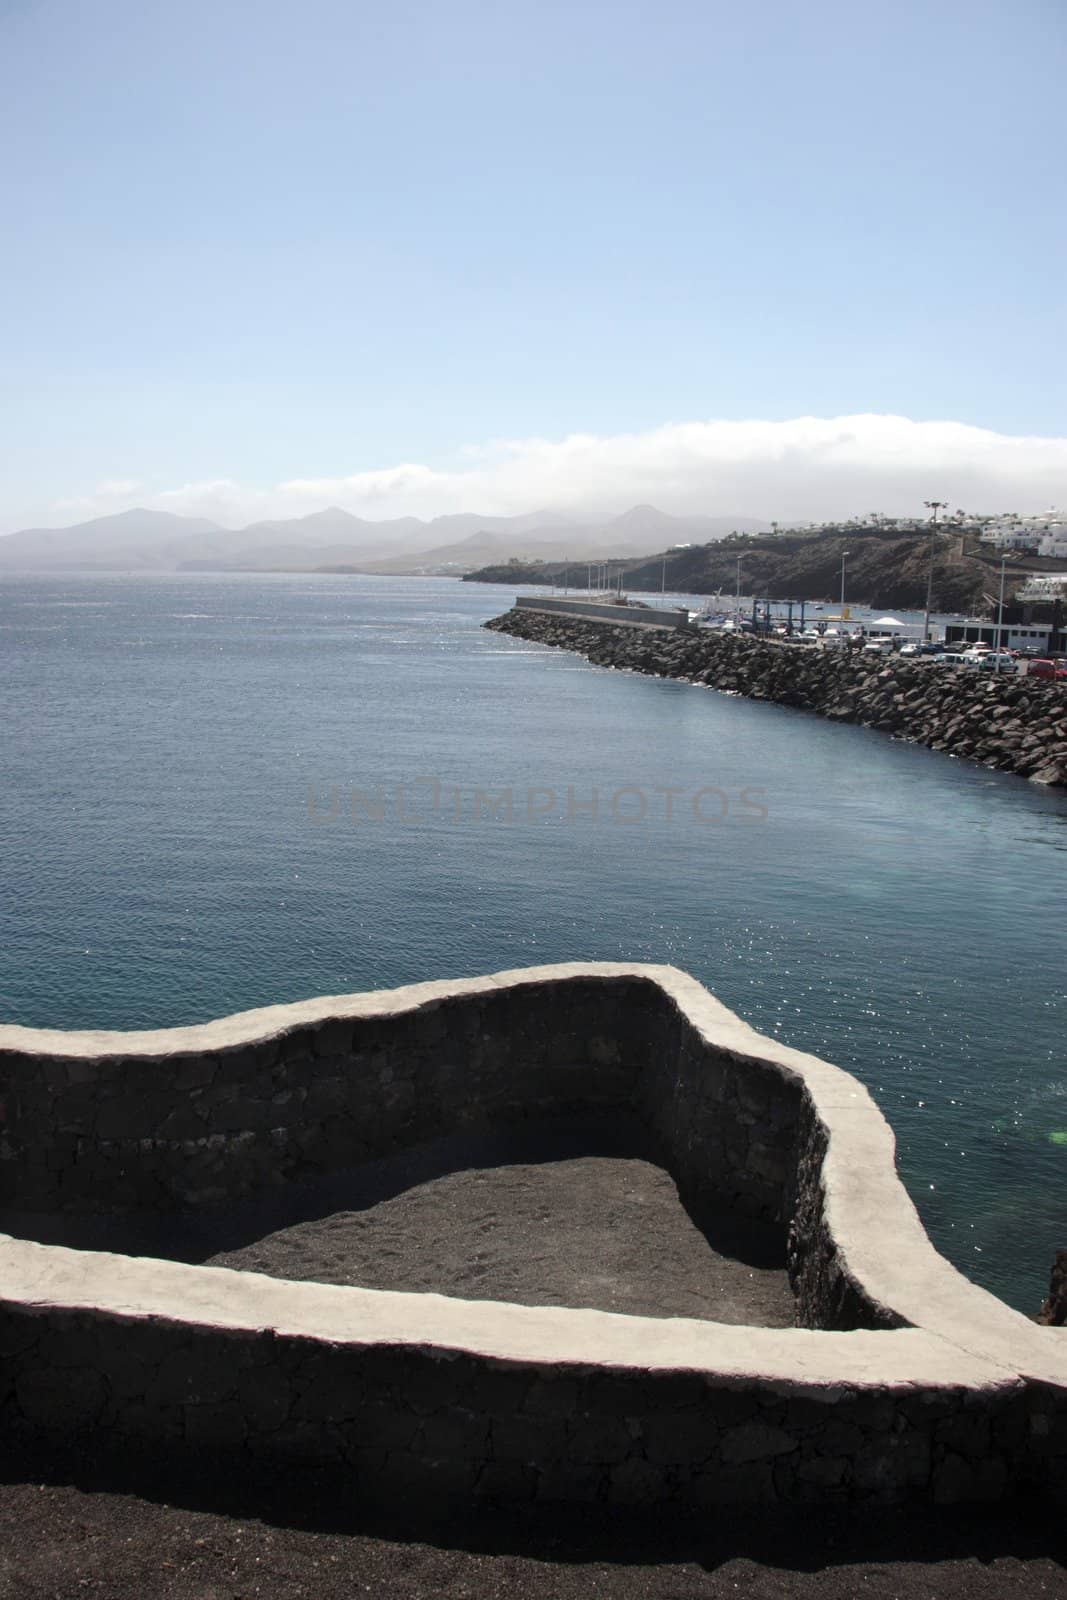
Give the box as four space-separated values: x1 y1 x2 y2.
983 525 1041 550
981 514 1067 554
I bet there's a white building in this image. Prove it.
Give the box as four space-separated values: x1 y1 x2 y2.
945 617 1062 650
1017 574 1067 601
982 523 1042 551
981 512 1067 554
1037 527 1067 558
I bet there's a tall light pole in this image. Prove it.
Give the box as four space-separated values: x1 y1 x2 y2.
922 500 947 642
735 554 743 625
840 550 850 613
995 555 1007 669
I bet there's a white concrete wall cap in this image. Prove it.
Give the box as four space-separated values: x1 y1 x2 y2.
0 1233 1017 1395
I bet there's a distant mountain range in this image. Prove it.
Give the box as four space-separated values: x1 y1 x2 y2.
0 505 770 574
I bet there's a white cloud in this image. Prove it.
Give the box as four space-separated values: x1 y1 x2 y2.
94 478 140 498
41 414 1067 530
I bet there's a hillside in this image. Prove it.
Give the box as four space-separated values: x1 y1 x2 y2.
0 504 768 574
0 509 225 570
464 526 1061 612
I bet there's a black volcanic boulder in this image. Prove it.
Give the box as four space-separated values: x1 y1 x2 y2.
1036 1249 1067 1325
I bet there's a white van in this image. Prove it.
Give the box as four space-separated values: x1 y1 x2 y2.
974 652 1016 673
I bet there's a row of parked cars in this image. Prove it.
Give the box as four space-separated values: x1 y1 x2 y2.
918 644 1067 677
809 635 1067 676
937 648 1017 672
758 625 1067 677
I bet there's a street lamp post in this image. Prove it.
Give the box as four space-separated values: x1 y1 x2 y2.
840 550 850 612
922 500 947 642
735 555 743 624
995 555 1007 670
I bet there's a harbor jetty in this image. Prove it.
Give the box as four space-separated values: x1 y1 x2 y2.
485 605 1067 788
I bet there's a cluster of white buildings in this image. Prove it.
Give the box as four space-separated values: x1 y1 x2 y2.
981 511 1067 559
1016 574 1067 601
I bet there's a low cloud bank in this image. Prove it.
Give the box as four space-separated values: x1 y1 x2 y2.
49 414 1067 529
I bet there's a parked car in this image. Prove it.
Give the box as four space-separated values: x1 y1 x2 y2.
1025 658 1067 680
974 653 1017 672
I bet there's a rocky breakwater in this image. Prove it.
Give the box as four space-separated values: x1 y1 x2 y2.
485 609 1067 789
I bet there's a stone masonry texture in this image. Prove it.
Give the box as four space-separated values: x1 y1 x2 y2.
1 964 1064 1511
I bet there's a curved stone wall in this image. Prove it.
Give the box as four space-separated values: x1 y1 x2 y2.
0 969 800 1235
0 964 1064 1507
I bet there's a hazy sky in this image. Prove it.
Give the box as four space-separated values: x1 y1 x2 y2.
2 0 1064 531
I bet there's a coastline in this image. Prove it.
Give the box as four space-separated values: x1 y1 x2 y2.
485 607 1067 789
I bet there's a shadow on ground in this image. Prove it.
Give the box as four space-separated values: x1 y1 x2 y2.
0 1115 792 1328
0 1441 1064 1600
4 1114 785 1263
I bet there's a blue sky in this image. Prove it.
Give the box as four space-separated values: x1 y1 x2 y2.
1 0 1065 529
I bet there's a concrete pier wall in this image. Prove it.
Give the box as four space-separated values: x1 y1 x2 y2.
515 595 693 629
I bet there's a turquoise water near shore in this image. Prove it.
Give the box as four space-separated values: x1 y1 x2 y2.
2 572 1065 1312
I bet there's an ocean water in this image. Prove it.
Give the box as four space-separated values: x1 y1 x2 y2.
2 571 1065 1313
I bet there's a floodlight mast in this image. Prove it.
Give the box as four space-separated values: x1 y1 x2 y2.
922 500 947 642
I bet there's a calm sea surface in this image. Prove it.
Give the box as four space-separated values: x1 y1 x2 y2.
2 572 1065 1312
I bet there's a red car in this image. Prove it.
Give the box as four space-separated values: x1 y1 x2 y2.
1025 659 1067 680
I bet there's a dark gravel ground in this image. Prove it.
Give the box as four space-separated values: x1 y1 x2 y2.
206 1155 794 1325
0 1458 1064 1600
